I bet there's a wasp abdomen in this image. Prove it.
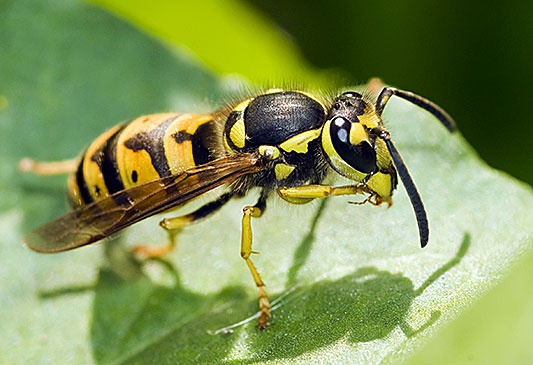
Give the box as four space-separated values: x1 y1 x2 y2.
68 113 220 207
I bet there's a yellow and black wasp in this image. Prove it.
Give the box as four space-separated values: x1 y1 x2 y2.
21 84 456 329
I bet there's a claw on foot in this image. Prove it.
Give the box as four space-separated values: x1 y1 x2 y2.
257 286 271 330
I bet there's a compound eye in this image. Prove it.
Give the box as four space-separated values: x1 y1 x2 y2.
330 117 377 174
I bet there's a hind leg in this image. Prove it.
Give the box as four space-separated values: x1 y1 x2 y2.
19 158 78 175
133 192 234 258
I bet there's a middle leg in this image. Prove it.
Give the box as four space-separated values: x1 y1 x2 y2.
240 192 271 330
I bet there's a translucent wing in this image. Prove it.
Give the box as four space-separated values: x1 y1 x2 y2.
24 153 265 253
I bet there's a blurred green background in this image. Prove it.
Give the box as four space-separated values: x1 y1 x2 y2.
249 0 533 186
92 0 532 185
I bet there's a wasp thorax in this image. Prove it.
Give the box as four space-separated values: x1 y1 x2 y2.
224 91 326 153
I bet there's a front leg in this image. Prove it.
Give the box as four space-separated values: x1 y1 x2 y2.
277 184 381 204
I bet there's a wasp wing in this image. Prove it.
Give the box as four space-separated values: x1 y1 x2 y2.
24 153 265 253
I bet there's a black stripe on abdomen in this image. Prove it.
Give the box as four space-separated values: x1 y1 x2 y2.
101 126 127 194
90 125 127 196
75 150 93 204
172 120 219 166
191 121 218 165
123 118 175 179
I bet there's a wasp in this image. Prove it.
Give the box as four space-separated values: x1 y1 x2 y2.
20 84 456 329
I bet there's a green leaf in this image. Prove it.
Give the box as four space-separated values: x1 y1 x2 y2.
1 1 532 364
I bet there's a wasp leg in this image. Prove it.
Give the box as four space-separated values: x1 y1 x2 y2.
133 192 234 258
277 184 374 204
240 194 271 330
18 158 78 175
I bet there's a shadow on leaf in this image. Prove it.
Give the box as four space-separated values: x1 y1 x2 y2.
117 234 470 363
88 243 248 364
235 233 470 363
37 204 470 364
